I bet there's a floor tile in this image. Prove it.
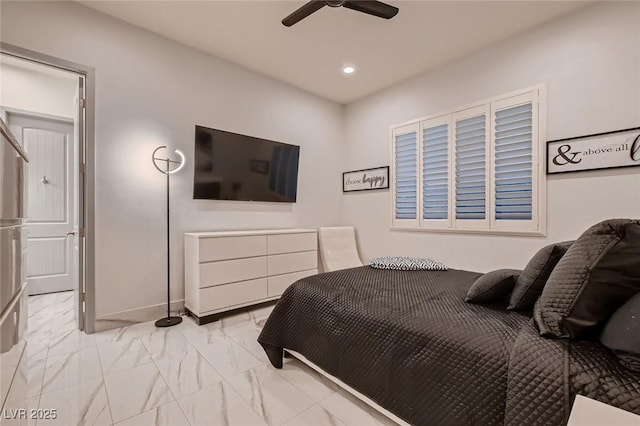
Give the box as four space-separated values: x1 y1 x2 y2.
95 325 140 346
113 400 189 426
28 294 56 312
129 320 160 337
282 404 347 426
47 328 96 357
130 317 194 338
37 379 112 426
230 329 271 364
42 347 103 394
98 337 154 374
104 361 174 422
177 381 267 426
26 324 51 343
54 291 74 305
219 312 257 337
26 358 46 398
28 312 53 336
250 305 275 328
47 306 76 335
277 358 338 402
320 391 397 426
26 336 49 363
154 349 223 399
178 322 226 348
139 328 195 360
227 364 315 425
197 337 263 379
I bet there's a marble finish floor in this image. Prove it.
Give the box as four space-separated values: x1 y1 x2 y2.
25 293 398 425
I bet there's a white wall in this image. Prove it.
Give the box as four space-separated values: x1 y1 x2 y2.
1 1 344 329
342 2 640 272
0 62 77 119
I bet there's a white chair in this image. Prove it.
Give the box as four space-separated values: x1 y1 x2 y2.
318 226 364 272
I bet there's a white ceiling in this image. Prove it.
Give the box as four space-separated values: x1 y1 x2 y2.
80 1 588 104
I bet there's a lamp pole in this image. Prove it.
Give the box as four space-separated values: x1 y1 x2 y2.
152 146 185 327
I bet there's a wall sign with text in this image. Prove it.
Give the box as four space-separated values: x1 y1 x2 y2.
343 166 389 192
547 127 640 174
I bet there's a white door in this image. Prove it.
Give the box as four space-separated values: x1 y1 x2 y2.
8 113 75 295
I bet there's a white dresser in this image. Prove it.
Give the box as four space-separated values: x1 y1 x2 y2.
184 229 318 324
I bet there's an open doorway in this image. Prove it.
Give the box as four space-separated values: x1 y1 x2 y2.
0 54 86 333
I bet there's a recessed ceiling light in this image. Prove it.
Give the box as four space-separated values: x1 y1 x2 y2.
342 66 355 75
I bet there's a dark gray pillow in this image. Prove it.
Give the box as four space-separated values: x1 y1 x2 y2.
508 241 573 311
600 292 640 372
465 269 521 304
534 219 640 338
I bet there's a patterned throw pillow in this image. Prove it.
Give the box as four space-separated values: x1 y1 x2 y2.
370 256 447 271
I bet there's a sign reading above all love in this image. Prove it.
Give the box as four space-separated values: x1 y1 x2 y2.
547 127 640 174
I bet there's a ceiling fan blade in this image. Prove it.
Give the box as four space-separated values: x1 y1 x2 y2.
342 0 398 19
282 1 327 27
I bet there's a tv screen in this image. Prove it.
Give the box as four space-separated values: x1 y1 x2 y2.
193 125 300 202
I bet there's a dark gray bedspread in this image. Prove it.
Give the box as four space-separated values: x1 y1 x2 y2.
257 267 640 426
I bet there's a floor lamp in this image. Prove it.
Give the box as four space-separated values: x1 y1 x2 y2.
152 146 185 327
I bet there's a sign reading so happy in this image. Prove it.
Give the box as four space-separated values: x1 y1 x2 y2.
547 127 640 174
343 166 390 192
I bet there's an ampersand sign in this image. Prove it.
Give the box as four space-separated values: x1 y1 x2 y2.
552 144 582 166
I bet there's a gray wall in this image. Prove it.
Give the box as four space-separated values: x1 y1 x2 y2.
3 1 639 329
1 1 344 326
341 2 640 272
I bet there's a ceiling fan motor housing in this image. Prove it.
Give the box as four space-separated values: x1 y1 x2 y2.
282 0 399 27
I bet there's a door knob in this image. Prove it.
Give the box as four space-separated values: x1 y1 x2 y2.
66 231 77 236
41 176 49 184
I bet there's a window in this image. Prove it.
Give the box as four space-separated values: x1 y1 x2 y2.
391 86 545 234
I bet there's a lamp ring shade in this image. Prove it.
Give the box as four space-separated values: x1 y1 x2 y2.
152 145 185 174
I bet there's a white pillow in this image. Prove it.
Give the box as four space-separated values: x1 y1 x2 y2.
370 256 447 271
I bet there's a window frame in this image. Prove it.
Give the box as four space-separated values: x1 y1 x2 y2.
390 85 547 236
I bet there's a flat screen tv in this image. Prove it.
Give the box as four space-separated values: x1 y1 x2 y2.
193 125 300 202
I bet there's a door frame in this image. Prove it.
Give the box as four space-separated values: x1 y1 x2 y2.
1 42 97 333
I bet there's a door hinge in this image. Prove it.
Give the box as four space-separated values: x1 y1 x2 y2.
79 228 86 238
79 98 86 109
80 292 86 302
80 163 86 174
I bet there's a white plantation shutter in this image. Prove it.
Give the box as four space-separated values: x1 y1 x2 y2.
393 125 419 226
454 109 489 227
390 86 543 234
422 120 450 224
494 102 534 222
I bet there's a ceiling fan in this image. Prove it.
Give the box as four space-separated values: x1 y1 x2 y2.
282 0 399 27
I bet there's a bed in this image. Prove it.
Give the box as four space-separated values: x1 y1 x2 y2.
257 266 640 426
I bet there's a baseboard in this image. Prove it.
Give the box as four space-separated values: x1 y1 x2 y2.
93 299 185 333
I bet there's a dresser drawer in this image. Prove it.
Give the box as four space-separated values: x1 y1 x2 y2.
268 269 317 297
268 251 317 276
199 235 267 262
199 256 267 288
200 278 268 313
267 232 317 255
